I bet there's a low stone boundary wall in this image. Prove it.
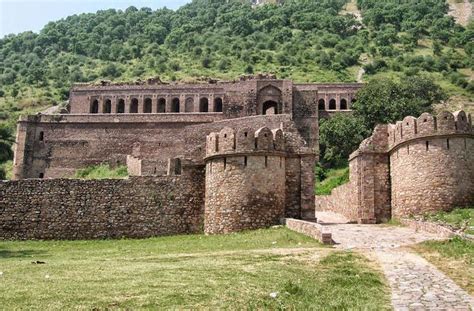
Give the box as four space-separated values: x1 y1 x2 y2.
315 183 358 223
285 218 332 244
399 218 456 239
0 173 204 240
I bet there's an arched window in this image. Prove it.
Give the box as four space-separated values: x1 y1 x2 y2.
351 98 356 108
318 99 325 110
90 99 99 114
214 97 223 112
144 98 152 113
158 98 166 113
340 99 348 110
329 99 336 110
262 101 279 115
130 98 139 113
171 98 180 113
103 99 112 113
199 98 209 112
185 98 194 112
117 99 125 113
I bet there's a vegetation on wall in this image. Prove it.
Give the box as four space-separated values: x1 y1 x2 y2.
74 164 128 179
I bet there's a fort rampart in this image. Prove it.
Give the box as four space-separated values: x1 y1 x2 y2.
316 110 474 222
204 127 287 234
0 168 204 240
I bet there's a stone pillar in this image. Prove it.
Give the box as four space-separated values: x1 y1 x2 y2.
180 94 186 113
194 94 200 112
125 97 131 113
300 155 317 221
324 93 329 110
152 96 158 113
111 97 117 114
138 96 144 113
166 95 172 113
98 97 104 114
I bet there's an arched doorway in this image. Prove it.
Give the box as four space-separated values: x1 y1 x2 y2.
90 99 99 114
318 99 325 110
144 98 152 113
199 98 209 112
262 100 279 115
329 99 336 110
340 99 348 110
130 98 139 113
214 97 223 112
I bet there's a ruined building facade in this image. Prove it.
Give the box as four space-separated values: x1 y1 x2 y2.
1 77 360 239
2 76 473 240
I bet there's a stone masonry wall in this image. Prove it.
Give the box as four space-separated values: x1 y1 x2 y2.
0 169 205 240
204 127 287 234
205 155 286 234
316 110 473 223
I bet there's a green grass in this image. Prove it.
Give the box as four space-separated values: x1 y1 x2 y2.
422 207 474 235
316 167 350 196
74 164 128 179
414 237 474 294
0 228 390 309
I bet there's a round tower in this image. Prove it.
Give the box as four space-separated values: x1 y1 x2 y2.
204 126 286 234
388 110 474 218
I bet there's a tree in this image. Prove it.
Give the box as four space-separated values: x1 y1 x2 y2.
319 114 369 167
353 76 446 130
0 124 14 163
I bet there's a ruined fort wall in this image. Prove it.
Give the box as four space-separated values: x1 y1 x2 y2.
204 127 287 234
13 114 224 179
205 155 286 234
0 169 205 240
389 111 474 218
316 110 473 223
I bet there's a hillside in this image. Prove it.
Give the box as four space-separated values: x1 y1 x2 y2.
0 0 473 177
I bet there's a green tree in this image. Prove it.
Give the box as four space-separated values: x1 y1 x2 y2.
319 114 369 167
353 76 446 130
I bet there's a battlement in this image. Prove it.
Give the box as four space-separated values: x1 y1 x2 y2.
388 110 472 150
205 126 285 158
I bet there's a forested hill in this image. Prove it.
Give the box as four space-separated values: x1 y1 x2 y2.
0 0 473 123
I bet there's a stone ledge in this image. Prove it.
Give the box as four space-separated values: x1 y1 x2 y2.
284 218 332 244
399 218 456 239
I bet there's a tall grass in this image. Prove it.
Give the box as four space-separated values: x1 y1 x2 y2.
73 164 128 179
315 167 350 195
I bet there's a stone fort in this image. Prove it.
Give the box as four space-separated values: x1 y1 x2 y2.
0 75 473 240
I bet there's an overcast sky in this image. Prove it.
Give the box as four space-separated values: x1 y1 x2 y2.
0 0 191 37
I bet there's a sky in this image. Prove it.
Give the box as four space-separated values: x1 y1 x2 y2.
0 0 191 37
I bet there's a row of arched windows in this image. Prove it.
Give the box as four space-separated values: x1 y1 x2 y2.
90 97 223 114
317 98 356 111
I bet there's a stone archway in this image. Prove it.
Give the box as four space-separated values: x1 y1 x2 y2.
262 100 279 115
257 84 282 115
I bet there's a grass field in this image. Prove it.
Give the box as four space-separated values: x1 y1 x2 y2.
0 228 390 310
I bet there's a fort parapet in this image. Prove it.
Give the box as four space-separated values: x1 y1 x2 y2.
316 110 474 222
204 127 287 234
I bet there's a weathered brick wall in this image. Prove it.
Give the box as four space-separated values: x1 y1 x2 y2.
0 169 205 240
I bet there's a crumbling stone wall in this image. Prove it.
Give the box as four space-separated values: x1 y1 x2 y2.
0 168 204 240
316 110 473 223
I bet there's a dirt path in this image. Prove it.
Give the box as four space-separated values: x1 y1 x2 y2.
317 213 474 310
449 0 473 26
